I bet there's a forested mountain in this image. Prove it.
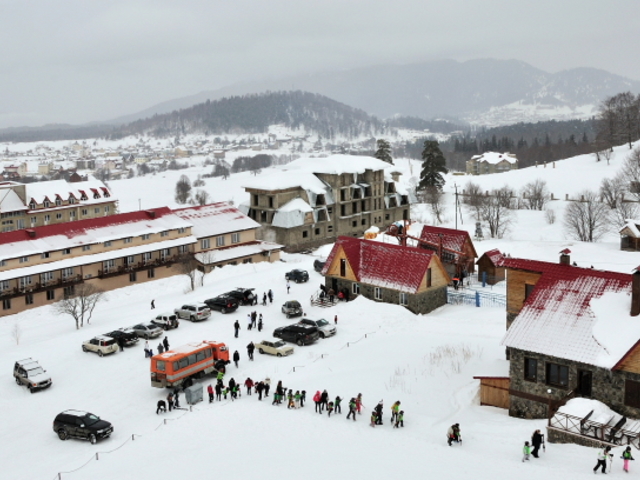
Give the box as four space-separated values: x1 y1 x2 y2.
109 91 387 139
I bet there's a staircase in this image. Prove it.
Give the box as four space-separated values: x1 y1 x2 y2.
310 291 338 308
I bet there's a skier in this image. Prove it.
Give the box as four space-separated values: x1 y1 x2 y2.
320 390 329 412
447 423 461 446
233 350 240 368
394 410 404 428
247 341 255 361
375 400 383 425
234 320 240 338
313 390 322 413
207 384 214 403
594 446 613 474
163 336 169 352
346 398 357 421
531 429 544 458
244 377 254 396
522 441 531 462
622 446 635 473
334 396 342 414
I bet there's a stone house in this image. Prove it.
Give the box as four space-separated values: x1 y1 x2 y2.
476 248 505 285
321 236 449 314
619 220 640 251
466 152 518 175
242 155 412 252
417 225 478 278
500 251 640 422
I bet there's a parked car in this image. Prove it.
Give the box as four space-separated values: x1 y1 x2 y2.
53 410 113 444
281 300 303 318
151 313 180 330
82 335 119 357
204 295 239 314
129 322 163 339
225 288 258 306
273 324 320 346
313 259 326 273
104 329 139 347
285 269 309 283
174 303 212 322
298 318 336 338
13 358 52 393
254 339 294 357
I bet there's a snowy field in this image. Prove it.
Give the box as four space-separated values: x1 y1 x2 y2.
2 141 640 479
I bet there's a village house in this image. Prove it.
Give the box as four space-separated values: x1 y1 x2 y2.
0 202 282 317
242 155 413 252
476 248 506 285
0 179 117 233
619 220 640 251
466 152 518 175
500 250 640 431
321 236 449 314
417 225 478 278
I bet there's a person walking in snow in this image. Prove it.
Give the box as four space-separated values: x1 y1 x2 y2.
207 384 214 403
163 336 169 352
251 311 257 328
244 377 254 396
151 299 155 309
173 388 181 408
356 393 363 414
522 441 531 462
247 314 252 331
234 320 240 338
268 289 273 304
594 446 613 474
286 280 290 294
300 390 306 407
264 377 271 397
622 446 635 473
447 423 461 446
391 401 401 423
247 341 255 361
346 398 357 421
334 315 338 325
144 340 150 358
262 292 267 306
313 390 322 413
157 343 164 354
287 390 295 409
370 411 377 427
327 401 334 417
167 392 174 411
233 350 240 368
320 390 329 412
531 429 544 458
334 396 342 414
215 382 223 401
258 316 263 332
375 400 384 425
294 390 301 409
256 381 264 401
394 410 404 428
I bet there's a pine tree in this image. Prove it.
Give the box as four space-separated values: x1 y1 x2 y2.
374 139 393 164
418 140 448 190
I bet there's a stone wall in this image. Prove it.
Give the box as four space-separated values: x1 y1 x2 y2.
547 427 609 448
509 348 640 420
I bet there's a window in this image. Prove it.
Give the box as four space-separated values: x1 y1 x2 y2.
94 208 100 214
178 245 188 254
69 196 76 204
104 206 110 213
2 298 11 310
399 292 408 306
361 218 366 226
426 268 432 288
104 241 111 247
141 234 150 240
374 287 382 300
524 358 538 381
147 268 155 278
161 249 170 261
56 213 63 220
40 272 54 284
44 215 50 224
63 248 71 255
82 245 91 251
25 294 33 305
19 256 29 264
19 276 32 289
302 231 308 238
546 362 569 388
43 200 50 208
385 213 390 221
340 258 346 277
143 252 152 264
29 202 36 210
315 228 320 235
62 267 74 279
69 211 76 219
328 225 333 233
0 280 9 291
129 272 137 282
41 252 50 259
82 209 88 216
103 259 115 273
352 283 360 295
30 217 36 226
625 380 640 408
201 239 210 249
178 227 186 234
63 285 75 299
525 284 535 300
124 255 134 266
159 230 168 237
124 237 132 244
231 232 240 243
46 290 55 301
216 236 225 247
243 258 253 264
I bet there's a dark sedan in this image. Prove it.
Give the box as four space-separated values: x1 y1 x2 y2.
104 329 139 347
273 324 319 346
204 295 239 314
285 269 309 283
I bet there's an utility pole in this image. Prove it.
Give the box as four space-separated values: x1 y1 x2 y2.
454 184 463 229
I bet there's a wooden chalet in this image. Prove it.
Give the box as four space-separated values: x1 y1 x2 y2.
321 236 450 314
476 249 505 285
620 220 640 251
417 226 478 278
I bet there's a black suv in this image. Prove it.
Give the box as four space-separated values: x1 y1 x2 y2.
273 324 320 346
204 295 239 314
53 410 113 444
285 269 309 283
225 288 258 306
313 259 326 273
104 329 139 347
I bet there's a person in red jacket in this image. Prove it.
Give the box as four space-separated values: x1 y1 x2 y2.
313 390 322 413
244 377 254 396
207 384 214 403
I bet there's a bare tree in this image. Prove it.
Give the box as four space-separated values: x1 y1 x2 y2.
54 284 105 329
194 189 210 206
612 200 639 231
563 190 610 242
521 179 549 210
544 208 556 225
419 186 446 224
621 146 640 201
176 253 199 291
174 175 192 204
481 186 513 238
11 322 21 345
463 181 485 221
600 174 626 209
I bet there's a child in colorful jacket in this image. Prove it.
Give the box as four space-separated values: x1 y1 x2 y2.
522 441 531 462
394 411 404 428
622 446 635 473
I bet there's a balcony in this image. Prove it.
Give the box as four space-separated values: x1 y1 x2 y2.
1 274 83 298
98 256 178 278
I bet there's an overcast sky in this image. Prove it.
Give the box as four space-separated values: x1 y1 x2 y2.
0 0 638 128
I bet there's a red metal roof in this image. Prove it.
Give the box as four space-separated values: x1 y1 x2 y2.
0 207 173 246
419 225 477 256
478 248 504 266
323 236 438 293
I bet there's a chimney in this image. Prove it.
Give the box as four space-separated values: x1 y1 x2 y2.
26 229 36 238
632 267 640 317
559 248 571 265
146 210 156 219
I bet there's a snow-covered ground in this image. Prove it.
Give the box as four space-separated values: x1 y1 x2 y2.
2 140 640 479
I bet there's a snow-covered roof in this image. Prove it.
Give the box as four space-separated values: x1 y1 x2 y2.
620 219 640 238
0 188 27 213
194 241 282 264
272 198 313 228
24 179 112 205
172 202 260 238
242 170 329 194
323 236 444 294
501 258 634 369
469 151 517 165
478 248 504 266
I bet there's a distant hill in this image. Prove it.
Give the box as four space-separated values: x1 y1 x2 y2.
108 91 387 139
110 59 640 126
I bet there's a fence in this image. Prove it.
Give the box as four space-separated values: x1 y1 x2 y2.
446 288 506 308
549 411 640 448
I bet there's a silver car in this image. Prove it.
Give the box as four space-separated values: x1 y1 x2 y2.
298 318 336 338
130 322 163 339
174 303 211 322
